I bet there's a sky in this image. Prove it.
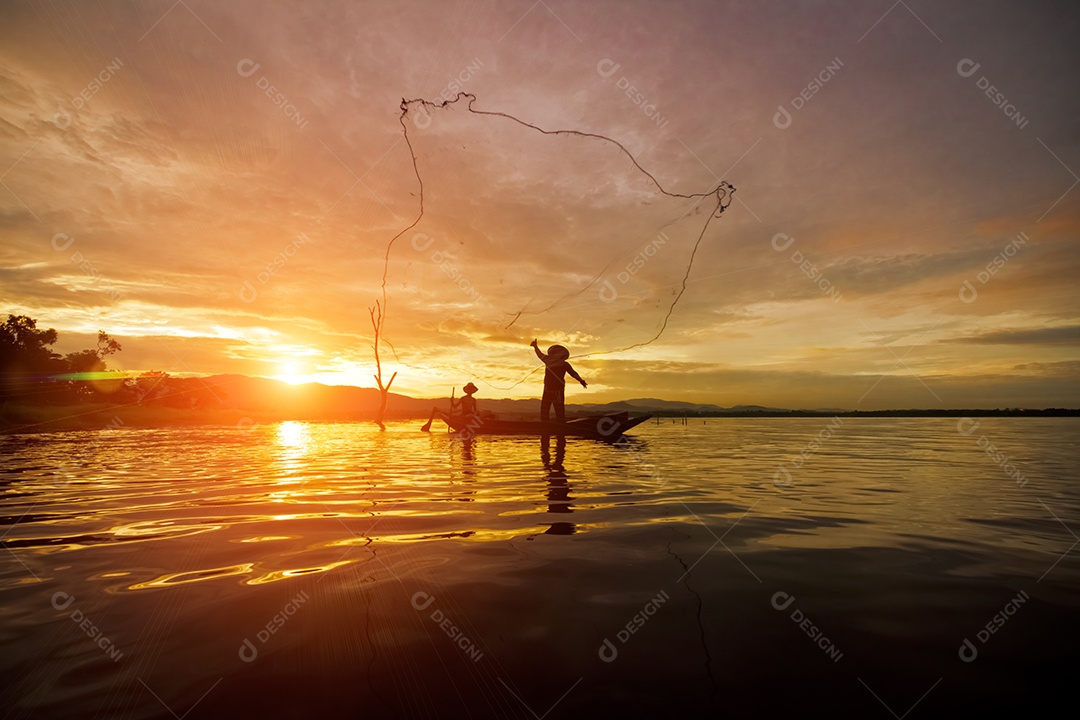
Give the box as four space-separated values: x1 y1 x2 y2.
1 0 1078 409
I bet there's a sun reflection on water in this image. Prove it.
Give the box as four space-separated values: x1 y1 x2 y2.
273 420 315 492
276 420 311 453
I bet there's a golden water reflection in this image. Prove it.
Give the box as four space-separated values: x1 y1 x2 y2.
276 420 310 451
3 419 1078 596
128 563 254 589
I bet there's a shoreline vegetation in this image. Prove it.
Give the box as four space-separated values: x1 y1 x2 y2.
2 400 1076 434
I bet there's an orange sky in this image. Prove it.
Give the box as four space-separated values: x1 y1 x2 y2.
1 1 1078 409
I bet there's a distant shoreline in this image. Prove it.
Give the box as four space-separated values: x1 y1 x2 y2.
2 402 1078 434
646 408 1080 418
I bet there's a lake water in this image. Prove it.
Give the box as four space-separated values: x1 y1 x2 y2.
1 418 1077 718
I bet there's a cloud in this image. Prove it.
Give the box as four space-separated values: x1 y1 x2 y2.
824 250 983 295
1 1 1078 407
949 326 1080 346
588 359 1080 410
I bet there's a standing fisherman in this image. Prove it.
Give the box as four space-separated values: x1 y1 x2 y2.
530 339 587 422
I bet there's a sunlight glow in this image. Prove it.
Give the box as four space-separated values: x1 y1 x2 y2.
276 363 306 385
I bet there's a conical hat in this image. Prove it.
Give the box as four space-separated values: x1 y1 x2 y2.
547 345 569 360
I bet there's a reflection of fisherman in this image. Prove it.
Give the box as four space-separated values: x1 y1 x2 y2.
531 339 586 422
541 434 574 535
421 382 479 432
541 433 566 474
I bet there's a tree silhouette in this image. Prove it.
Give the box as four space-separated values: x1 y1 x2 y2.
369 301 396 430
0 315 62 372
63 331 122 374
1 314 123 403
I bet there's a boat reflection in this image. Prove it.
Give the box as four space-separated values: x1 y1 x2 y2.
443 436 478 502
541 434 575 535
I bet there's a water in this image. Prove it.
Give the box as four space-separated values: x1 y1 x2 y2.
1 418 1077 718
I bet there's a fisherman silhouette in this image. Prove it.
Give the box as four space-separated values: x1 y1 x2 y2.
421 382 479 432
530 339 586 422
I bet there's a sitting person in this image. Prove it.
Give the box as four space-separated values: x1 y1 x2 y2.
421 382 479 431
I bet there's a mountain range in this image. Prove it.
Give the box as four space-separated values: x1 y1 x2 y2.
179 375 787 419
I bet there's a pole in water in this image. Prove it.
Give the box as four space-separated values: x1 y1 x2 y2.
447 386 455 432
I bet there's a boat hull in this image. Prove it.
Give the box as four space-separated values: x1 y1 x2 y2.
444 413 650 440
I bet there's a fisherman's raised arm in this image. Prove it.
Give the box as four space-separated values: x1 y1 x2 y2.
566 363 587 388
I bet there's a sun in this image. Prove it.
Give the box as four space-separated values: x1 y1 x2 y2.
276 363 306 385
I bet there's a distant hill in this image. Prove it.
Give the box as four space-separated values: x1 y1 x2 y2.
573 399 789 414
163 376 1076 420
192 376 806 420
195 374 420 418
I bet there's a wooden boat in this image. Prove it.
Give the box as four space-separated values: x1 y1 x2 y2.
443 412 651 440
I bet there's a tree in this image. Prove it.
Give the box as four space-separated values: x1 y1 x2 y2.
122 370 170 405
61 331 123 400
63 331 122 374
369 301 396 430
1 315 123 403
0 314 62 372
